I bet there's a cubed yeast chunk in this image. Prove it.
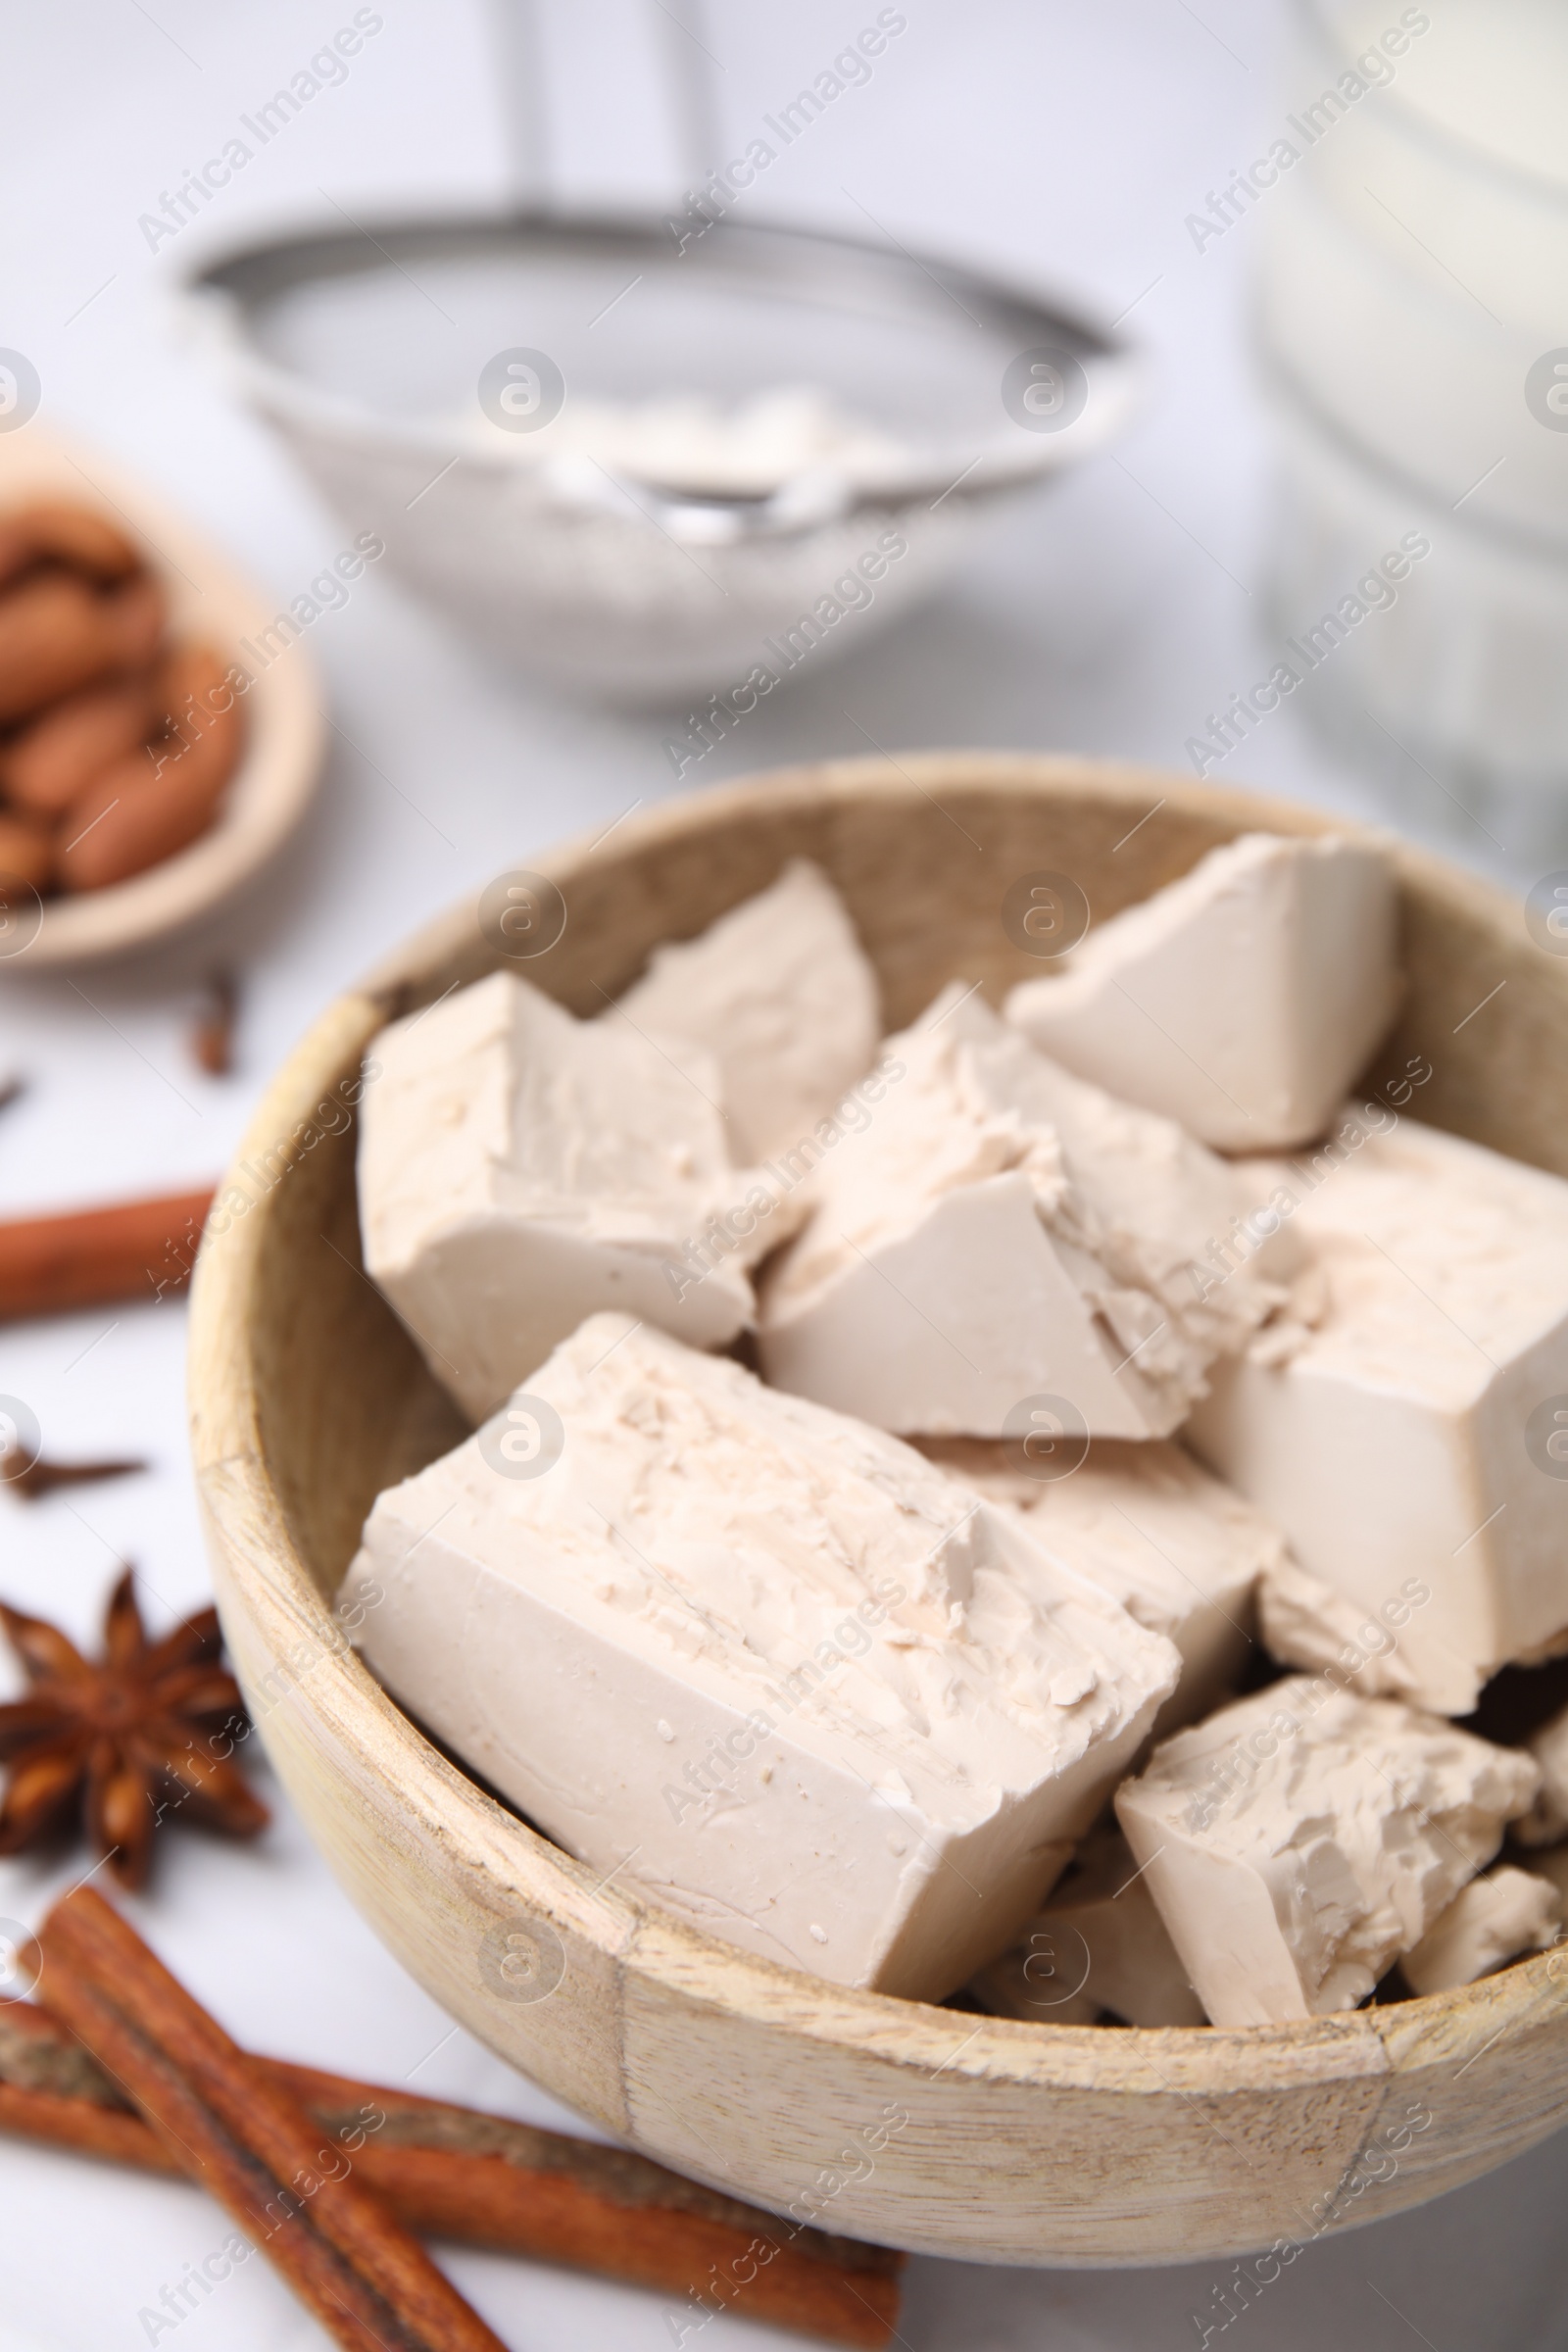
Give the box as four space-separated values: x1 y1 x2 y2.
919 1437 1263 1734
1400 1866 1559 1994
969 1968 1103 2026
342 1315 1181 2000
759 988 1288 1439
1517 1840 1568 1905
1004 833 1401 1152
612 859 881 1164
1188 1114 1568 1713
359 971 797 1421
1514 1698 1568 1846
968 1823 1205 2027
1115 1680 1539 2026
1257 1549 1433 1703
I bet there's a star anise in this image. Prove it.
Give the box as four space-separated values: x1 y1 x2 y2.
0 1569 269 1887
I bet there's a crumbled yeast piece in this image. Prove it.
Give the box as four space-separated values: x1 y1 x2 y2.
1257 1550 1433 1703
967 1954 1102 2027
1115 1679 1539 2026
968 1823 1204 2027
1518 1839 1568 1908
359 970 788 1421
1190 1114 1568 1714
612 858 881 1164
1005 832 1400 1152
759 988 1285 1438
342 1314 1181 2001
1401 1867 1560 1994
1514 1698 1568 1847
920 1437 1262 1735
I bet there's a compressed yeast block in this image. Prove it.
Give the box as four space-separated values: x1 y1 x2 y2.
921 1437 1263 1734
1257 1550 1433 1704
1115 1678 1539 2026
1400 1866 1559 1995
1190 1113 1568 1714
968 1823 1205 2027
612 859 881 1165
1005 832 1400 1152
759 987 1286 1439
342 1314 1181 2002
359 968 786 1421
1513 1696 1568 1847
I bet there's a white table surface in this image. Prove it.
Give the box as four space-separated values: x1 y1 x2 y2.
2 3 1564 2346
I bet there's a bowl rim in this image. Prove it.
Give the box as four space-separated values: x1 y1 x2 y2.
189 749 1562 2109
180 206 1143 512
0 425 323 966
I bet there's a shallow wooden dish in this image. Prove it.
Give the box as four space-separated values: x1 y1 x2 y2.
0 427 322 964
190 753 1568 2265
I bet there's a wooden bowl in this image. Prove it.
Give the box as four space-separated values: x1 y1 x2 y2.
189 754 1568 2265
0 427 322 965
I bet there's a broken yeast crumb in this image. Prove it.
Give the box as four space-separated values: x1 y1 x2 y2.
920 1436 1262 1734
967 1955 1102 2026
359 970 787 1422
1115 1679 1539 2026
612 858 881 1164
1514 1698 1568 1846
1258 1550 1433 1704
969 1822 1205 2027
1515 1839 1568 1908
1004 832 1400 1152
1189 1114 1568 1714
968 1976 1104 2032
342 1314 1181 2000
1401 1866 1560 1994
759 988 1285 1439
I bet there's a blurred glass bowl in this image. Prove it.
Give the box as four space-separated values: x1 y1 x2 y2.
186 212 1141 703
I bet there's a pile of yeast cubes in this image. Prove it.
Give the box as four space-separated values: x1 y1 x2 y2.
344 838 1568 2027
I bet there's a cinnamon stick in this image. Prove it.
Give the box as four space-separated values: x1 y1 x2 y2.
0 2076 184 2173
0 1186 214 1321
38 1886 509 2352
0 1995 900 2347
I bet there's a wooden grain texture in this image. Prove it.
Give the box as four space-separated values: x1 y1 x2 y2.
188 754 1568 2265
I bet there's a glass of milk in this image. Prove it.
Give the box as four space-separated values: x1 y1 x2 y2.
1255 0 1568 853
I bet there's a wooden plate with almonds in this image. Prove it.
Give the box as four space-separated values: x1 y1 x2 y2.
188 755 1568 2265
0 426 321 966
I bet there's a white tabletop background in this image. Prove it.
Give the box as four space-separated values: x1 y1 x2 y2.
2 2 1564 2346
